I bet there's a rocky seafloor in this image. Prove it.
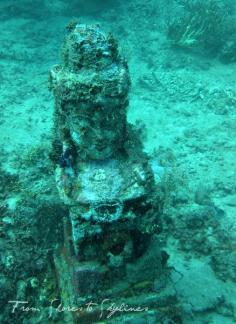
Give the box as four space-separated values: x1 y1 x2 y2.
0 1 235 323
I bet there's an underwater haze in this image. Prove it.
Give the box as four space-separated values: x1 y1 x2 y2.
0 0 236 323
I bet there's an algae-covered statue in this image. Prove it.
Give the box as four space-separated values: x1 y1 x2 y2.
49 22 179 323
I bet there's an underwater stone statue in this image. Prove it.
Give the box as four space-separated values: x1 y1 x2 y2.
49 22 175 323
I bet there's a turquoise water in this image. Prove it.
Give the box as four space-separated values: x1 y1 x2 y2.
0 1 236 323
